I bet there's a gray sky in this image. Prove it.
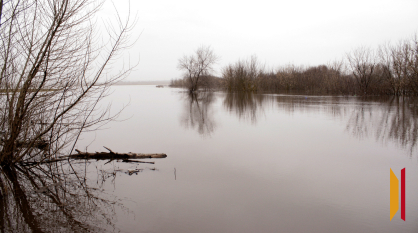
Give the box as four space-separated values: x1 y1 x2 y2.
106 0 418 81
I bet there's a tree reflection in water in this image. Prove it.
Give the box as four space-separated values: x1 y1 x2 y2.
222 93 418 156
0 161 123 232
223 92 272 124
180 92 217 137
345 96 418 156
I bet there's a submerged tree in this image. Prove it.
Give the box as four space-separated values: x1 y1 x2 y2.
222 55 264 92
177 45 218 92
0 0 136 165
347 47 378 95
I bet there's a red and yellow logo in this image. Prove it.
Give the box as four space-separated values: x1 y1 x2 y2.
390 168 405 221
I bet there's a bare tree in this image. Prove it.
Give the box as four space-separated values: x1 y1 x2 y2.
221 55 264 92
177 45 218 92
379 43 398 95
0 0 136 165
404 35 418 93
325 59 351 94
347 47 377 95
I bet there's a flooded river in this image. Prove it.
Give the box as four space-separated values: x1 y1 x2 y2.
2 85 418 232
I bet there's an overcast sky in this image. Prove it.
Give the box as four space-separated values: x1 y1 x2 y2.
105 0 418 81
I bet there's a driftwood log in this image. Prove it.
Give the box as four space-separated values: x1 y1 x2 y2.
19 147 167 166
69 147 167 160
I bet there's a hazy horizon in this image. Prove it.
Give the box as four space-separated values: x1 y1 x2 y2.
104 0 418 82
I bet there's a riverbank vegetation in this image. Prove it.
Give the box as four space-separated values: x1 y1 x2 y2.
172 36 418 96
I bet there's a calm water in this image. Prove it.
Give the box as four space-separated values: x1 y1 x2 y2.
3 85 418 232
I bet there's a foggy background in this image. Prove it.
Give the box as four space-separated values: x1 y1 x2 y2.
101 0 418 81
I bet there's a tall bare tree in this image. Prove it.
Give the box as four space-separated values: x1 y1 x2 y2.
177 45 218 92
0 0 136 165
378 41 412 95
404 36 418 93
347 47 377 95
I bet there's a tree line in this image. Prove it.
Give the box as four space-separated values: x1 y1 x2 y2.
173 36 418 96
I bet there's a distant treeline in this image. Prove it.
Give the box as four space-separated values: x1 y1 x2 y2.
171 36 418 96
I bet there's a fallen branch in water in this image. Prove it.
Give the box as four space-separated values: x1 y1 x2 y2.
19 147 167 166
69 147 167 159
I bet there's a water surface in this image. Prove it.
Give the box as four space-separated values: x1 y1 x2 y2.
4 85 418 232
